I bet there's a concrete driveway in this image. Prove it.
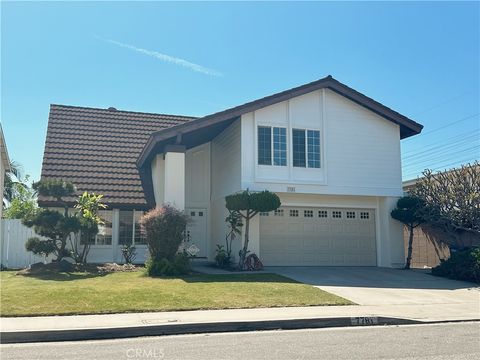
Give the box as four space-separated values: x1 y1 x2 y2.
269 267 480 306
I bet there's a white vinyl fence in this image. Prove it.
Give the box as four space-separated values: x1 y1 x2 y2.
0 219 52 269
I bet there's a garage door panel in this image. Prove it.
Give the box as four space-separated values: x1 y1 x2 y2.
260 206 376 266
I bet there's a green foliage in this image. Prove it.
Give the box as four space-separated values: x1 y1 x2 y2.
145 252 191 276
140 205 189 262
225 190 281 213
23 209 81 240
3 179 38 220
391 196 424 227
214 245 232 269
432 248 480 283
70 192 107 264
22 190 106 264
33 179 75 200
25 237 56 257
225 190 281 269
3 160 26 204
410 162 480 244
391 196 424 269
121 244 137 264
74 192 107 225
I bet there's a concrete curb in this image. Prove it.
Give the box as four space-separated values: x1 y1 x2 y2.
1 316 424 344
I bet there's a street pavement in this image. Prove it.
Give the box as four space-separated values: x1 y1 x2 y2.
1 322 479 360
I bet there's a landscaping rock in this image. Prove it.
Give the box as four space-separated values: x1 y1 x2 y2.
96 263 138 274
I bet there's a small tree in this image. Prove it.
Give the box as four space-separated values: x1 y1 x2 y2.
69 192 107 265
23 179 78 261
225 190 281 269
225 211 243 257
391 196 424 269
215 211 243 269
410 162 480 247
23 209 81 261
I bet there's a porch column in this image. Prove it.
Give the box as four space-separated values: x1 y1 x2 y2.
163 145 186 210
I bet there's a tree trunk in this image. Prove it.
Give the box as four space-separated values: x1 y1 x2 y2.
405 225 414 269
238 212 250 270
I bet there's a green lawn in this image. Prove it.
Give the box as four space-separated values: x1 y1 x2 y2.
0 271 352 317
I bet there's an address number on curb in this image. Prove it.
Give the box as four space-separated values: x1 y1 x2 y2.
350 317 379 326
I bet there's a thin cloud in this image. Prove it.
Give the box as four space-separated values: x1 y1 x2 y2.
96 36 223 77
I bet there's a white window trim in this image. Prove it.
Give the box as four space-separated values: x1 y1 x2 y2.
89 210 114 247
292 128 321 169
132 209 147 246
257 125 288 167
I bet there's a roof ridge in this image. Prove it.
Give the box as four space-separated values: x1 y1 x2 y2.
50 103 198 119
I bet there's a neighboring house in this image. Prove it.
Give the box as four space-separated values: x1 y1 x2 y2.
39 76 423 267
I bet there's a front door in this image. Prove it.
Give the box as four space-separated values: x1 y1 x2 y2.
186 209 208 258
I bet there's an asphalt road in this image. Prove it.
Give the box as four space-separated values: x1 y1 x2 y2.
1 322 479 360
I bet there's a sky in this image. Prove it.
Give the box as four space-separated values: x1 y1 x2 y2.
1 1 479 183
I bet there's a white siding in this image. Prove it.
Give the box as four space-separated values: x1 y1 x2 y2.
211 121 242 200
325 89 402 193
241 89 403 197
210 121 242 259
186 143 211 208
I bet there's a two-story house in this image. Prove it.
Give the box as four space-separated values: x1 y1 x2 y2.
39 76 423 267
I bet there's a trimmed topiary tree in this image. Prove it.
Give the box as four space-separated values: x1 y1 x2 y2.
23 209 81 261
225 190 281 270
391 196 424 269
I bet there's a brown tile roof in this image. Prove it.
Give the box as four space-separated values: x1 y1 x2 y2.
39 104 196 209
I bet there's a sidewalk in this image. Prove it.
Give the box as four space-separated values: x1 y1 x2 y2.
2 302 479 344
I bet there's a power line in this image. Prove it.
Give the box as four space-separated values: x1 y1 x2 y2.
403 156 479 178
431 158 479 172
402 135 478 160
403 113 479 141
403 145 479 169
413 90 475 116
402 130 479 156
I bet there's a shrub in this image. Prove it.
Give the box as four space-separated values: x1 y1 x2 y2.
145 252 191 276
121 244 137 264
432 247 480 283
214 245 231 269
140 205 189 261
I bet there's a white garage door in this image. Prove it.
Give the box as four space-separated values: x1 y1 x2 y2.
260 207 376 266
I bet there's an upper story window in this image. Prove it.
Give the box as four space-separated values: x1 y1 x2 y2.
292 129 306 167
292 129 321 168
258 126 272 165
258 126 287 166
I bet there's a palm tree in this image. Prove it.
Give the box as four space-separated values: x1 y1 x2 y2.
3 160 26 206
